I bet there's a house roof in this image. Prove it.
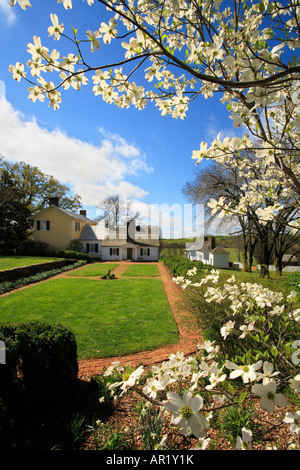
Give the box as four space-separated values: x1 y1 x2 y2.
210 246 229 255
34 204 97 225
80 222 160 247
100 237 160 248
185 240 211 252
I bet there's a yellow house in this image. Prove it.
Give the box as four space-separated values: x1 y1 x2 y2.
34 198 97 251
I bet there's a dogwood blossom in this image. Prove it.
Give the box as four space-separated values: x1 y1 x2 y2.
226 360 262 383
8 62 25 81
190 438 210 450
9 0 31 9
256 362 280 385
283 411 300 436
289 374 300 394
100 18 118 44
236 428 253 450
48 14 64 40
252 380 287 413
220 320 235 339
163 391 210 438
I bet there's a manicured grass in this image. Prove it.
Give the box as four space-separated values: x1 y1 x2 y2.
123 264 160 277
0 278 179 359
0 256 62 270
66 263 119 277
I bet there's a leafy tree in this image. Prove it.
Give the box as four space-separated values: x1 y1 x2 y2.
0 156 82 213
0 169 32 252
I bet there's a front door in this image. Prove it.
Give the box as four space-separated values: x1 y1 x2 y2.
127 248 133 260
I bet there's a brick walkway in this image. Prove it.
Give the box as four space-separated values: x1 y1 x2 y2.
77 261 202 379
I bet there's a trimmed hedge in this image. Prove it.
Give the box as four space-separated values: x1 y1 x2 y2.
0 321 78 410
57 250 91 261
0 258 77 283
0 260 87 294
162 254 212 277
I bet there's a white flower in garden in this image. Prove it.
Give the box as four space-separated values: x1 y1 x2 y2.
198 340 220 360
220 320 235 339
48 14 64 40
120 365 144 393
256 362 279 385
252 380 287 413
187 266 197 276
143 376 166 399
291 309 300 322
190 438 210 450
236 427 253 450
205 364 227 390
239 322 255 338
283 411 300 436
163 391 210 438
103 361 124 376
226 360 262 383
289 374 300 394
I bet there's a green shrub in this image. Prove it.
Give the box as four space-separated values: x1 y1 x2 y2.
162 254 212 277
17 240 57 257
0 321 78 412
57 249 91 261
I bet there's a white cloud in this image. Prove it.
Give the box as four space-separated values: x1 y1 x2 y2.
0 0 17 26
0 99 152 205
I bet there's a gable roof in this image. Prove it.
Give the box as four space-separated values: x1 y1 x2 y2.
34 204 97 225
100 237 160 248
80 222 160 247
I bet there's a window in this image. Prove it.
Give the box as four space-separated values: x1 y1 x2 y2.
86 243 98 253
110 248 119 256
75 221 80 231
37 220 50 231
140 248 150 256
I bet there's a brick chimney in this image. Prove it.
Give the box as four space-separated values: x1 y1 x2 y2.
49 197 59 206
210 236 216 250
80 210 87 217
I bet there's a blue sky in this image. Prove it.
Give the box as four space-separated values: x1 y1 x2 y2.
0 0 242 237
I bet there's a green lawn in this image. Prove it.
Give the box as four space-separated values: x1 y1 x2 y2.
0 256 62 271
123 264 160 277
0 278 179 359
66 263 119 277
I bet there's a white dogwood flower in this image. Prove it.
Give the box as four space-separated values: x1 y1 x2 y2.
48 13 64 40
226 360 262 383
236 428 253 450
252 380 287 413
163 391 209 438
283 411 300 436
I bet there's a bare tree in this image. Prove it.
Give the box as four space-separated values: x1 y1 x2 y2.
97 195 139 227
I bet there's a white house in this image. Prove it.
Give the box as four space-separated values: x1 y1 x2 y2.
80 218 160 261
185 236 229 268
